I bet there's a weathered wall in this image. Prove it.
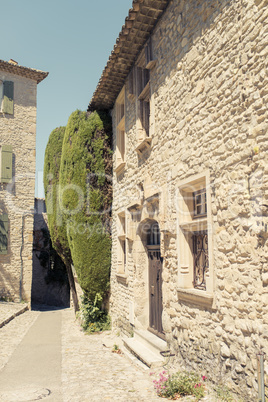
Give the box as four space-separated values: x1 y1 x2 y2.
110 0 268 399
0 71 37 302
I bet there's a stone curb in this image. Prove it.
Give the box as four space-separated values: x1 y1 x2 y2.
0 305 29 329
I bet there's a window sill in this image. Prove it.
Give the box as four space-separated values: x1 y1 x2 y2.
116 273 128 286
138 82 150 101
146 60 157 70
135 137 152 154
177 288 214 308
179 217 207 232
117 116 125 131
128 93 135 102
115 162 126 175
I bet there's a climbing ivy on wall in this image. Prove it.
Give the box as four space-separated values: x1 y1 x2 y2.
44 110 112 306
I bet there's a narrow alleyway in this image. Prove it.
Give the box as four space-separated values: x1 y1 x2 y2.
0 307 161 402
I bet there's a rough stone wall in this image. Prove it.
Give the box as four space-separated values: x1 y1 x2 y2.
110 0 268 399
0 71 37 302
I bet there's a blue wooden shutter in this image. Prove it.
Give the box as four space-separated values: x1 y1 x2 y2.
2 81 14 115
1 145 12 183
0 214 8 254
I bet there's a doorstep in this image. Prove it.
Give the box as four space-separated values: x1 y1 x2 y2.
123 328 168 368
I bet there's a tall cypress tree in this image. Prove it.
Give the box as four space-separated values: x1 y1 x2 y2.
59 110 112 301
43 127 79 312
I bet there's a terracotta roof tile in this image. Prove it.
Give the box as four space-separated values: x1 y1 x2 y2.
88 0 170 111
0 59 48 84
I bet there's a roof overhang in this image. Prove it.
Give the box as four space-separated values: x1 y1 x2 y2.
0 59 48 84
88 0 170 111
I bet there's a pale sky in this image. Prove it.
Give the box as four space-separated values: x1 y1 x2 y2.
0 0 131 197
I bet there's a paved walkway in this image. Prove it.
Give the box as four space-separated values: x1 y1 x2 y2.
0 305 225 401
0 309 61 401
0 302 29 328
0 306 162 402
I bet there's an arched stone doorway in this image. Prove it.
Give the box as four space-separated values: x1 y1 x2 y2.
146 221 164 339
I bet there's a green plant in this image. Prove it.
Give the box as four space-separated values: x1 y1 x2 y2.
78 293 111 333
152 371 206 400
0 296 13 302
214 384 234 401
112 344 122 354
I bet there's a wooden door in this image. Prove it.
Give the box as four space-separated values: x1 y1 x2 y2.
148 246 164 338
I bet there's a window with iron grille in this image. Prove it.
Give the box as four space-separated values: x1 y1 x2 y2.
176 172 214 303
193 230 209 290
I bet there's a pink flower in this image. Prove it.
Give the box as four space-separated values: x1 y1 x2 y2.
194 384 197 388
202 375 207 381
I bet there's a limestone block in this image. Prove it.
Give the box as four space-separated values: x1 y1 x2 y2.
221 343 231 358
217 230 236 252
181 37 188 47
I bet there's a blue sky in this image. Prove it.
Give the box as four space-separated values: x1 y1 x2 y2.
1 0 131 197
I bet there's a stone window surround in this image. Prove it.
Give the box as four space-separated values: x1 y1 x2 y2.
0 80 3 110
115 87 126 174
134 44 155 155
116 209 128 285
0 80 14 115
176 170 214 307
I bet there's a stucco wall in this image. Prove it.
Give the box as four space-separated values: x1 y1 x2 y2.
110 0 268 399
0 71 37 302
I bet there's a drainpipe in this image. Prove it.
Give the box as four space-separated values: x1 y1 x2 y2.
20 211 34 302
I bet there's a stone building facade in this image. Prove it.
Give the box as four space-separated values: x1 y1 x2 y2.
89 0 268 399
0 59 48 303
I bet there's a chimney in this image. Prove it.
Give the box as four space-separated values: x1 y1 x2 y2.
9 59 18 65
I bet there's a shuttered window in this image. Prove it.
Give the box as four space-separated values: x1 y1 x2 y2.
1 145 13 183
1 81 14 115
0 214 8 255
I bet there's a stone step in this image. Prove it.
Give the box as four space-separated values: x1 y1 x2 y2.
134 329 167 355
123 336 165 368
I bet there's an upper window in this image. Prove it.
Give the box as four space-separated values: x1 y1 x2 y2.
135 41 155 154
137 67 150 142
115 87 125 174
147 222 160 246
193 189 207 218
0 81 14 115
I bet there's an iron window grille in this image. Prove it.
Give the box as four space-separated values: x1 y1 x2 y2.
193 231 209 290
